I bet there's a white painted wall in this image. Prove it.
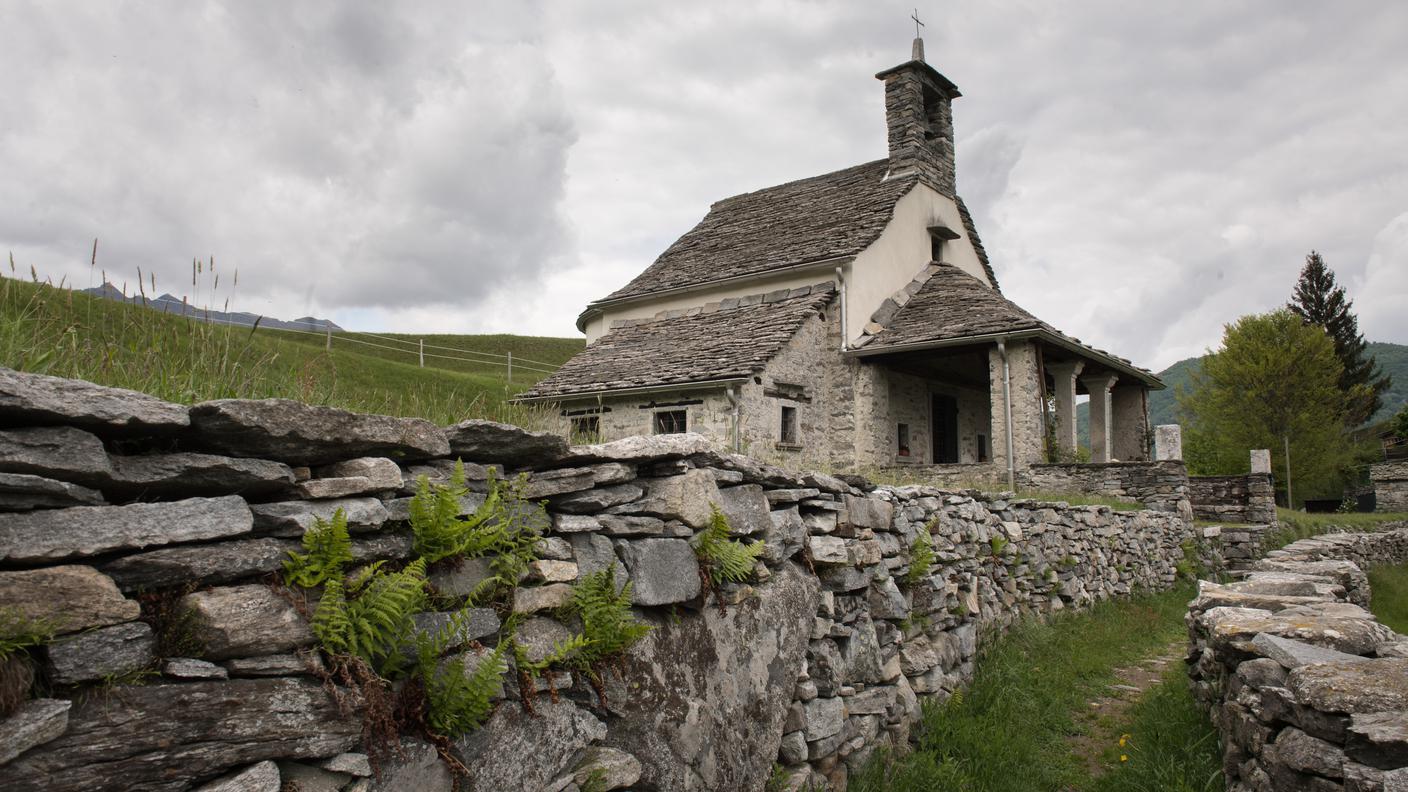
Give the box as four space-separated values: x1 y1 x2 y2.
842 182 993 342
581 181 994 346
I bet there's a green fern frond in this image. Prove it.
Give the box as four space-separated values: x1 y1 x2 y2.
423 638 509 737
693 505 766 584
566 568 651 669
282 508 353 588
903 525 936 586
311 578 352 656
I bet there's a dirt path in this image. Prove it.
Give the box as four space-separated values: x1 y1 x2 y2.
1065 639 1186 783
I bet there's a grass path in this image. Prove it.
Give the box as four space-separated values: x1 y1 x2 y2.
1064 639 1186 783
849 584 1218 792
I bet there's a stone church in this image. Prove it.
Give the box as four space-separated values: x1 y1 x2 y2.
520 38 1163 484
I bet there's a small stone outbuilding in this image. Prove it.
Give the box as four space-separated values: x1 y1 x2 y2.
520 38 1163 484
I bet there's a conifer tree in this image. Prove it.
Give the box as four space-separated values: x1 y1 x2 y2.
1288 251 1391 425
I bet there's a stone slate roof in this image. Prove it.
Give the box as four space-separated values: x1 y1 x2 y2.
520 283 837 401
858 263 1046 349
599 160 918 302
855 264 1158 383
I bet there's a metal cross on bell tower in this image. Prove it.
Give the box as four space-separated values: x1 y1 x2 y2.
910 8 926 62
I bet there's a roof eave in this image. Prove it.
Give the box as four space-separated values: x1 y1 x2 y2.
846 329 1164 389
513 376 752 405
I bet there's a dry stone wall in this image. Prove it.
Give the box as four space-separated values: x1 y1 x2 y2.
1187 528 1408 791
1017 460 1193 519
0 368 1200 792
1189 474 1278 526
1371 461 1408 513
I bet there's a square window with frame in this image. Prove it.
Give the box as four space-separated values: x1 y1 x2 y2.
779 405 799 445
654 409 687 435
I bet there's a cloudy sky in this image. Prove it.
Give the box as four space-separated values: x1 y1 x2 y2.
3 1 1406 371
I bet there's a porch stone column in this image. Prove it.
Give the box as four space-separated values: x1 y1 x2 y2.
1081 373 1119 463
1047 361 1085 459
1111 384 1149 461
989 340 1046 477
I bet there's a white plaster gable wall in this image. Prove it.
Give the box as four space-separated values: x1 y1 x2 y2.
843 182 993 343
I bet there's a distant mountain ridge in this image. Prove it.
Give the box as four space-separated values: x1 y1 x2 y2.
82 282 342 333
1077 341 1408 444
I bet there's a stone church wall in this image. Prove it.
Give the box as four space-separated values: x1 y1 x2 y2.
1186 528 1408 791
0 368 1204 792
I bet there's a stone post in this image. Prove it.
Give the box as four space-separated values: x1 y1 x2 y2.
1110 385 1149 462
1154 425 1182 461
1250 449 1271 474
1047 361 1084 460
1081 373 1119 463
988 340 1046 476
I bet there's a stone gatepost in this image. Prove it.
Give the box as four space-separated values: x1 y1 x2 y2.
1080 373 1119 463
1250 449 1271 474
1047 361 1084 459
1154 424 1182 461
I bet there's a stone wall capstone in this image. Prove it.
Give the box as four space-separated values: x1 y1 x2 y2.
0 367 1204 792
1186 527 1408 792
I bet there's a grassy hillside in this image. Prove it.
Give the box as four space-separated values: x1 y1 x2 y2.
1079 343 1407 445
0 275 581 428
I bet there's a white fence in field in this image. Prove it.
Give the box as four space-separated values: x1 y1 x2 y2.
272 321 562 382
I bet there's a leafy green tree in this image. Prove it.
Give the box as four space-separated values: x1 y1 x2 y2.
1288 251 1391 425
1180 309 1357 505
1393 402 1408 442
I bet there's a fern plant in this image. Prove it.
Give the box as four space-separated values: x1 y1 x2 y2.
283 508 354 588
312 557 429 677
566 568 651 669
409 463 541 594
903 525 935 586
421 638 510 737
692 505 766 584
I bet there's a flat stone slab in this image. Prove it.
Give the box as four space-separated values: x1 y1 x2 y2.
1347 711 1408 769
550 483 644 514
409 608 500 647
102 534 410 591
5 679 359 792
0 471 104 510
0 565 140 634
564 433 714 463
0 697 71 765
444 419 568 468
1202 605 1398 656
1290 658 1408 715
188 399 449 465
106 453 294 498
0 495 253 562
249 497 387 536
455 699 606 792
181 584 315 660
0 426 112 484
0 367 189 435
1252 632 1374 670
163 658 229 680
44 621 156 684
223 653 325 677
618 538 701 606
191 760 281 792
